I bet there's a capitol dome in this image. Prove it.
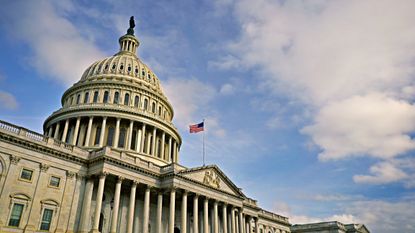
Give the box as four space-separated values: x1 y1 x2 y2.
43 19 181 166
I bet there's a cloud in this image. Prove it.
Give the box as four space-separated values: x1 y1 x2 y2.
219 83 235 95
353 161 408 185
0 91 18 110
208 55 241 70
1 0 104 86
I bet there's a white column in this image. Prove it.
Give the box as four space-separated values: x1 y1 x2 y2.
173 141 177 163
84 117 94 146
61 119 69 142
47 126 53 137
222 204 228 233
146 130 152 154
110 177 123 233
231 208 236 233
181 190 188 233
114 118 121 148
248 217 253 233
79 178 94 233
156 192 163 233
127 120 134 150
193 195 199 233
99 117 107 147
204 198 209 233
127 181 138 233
239 210 244 233
169 189 176 233
136 128 142 152
214 201 219 233
53 122 60 139
161 132 166 160
91 173 106 232
255 218 259 233
152 127 157 156
141 124 146 153
168 136 173 162
72 117 81 145
143 186 151 233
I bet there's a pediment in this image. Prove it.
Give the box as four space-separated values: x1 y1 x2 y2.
178 165 245 197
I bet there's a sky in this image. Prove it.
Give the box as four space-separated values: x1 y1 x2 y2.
0 0 414 232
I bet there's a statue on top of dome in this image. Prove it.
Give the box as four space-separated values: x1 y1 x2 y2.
127 16 135 35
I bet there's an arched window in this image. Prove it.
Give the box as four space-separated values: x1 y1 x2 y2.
152 102 156 113
93 91 99 103
94 126 101 145
76 94 81 104
143 99 148 111
124 93 130 105
107 127 115 146
118 128 126 148
131 130 137 150
103 91 109 103
113 92 119 104
134 95 140 108
158 106 162 116
84 92 89 104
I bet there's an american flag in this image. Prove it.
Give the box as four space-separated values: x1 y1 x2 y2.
189 122 204 133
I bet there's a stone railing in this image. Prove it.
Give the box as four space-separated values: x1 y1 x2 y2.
259 209 289 223
0 120 89 158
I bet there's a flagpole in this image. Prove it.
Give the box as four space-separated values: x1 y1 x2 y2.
202 119 205 166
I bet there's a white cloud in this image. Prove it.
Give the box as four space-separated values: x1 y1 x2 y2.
2 0 104 86
208 55 241 70
219 83 235 95
0 91 18 110
353 161 408 185
301 93 415 161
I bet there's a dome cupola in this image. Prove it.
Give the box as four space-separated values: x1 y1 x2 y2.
43 17 181 166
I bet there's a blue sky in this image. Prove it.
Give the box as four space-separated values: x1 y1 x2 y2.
1 0 415 232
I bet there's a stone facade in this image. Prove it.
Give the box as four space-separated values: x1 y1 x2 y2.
291 222 370 233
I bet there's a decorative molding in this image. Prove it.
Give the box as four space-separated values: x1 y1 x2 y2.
66 171 76 179
203 170 220 189
40 163 50 172
9 155 20 165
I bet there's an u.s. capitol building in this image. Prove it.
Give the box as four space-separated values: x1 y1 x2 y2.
0 18 368 233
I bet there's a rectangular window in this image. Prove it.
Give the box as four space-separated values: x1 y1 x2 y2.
8 203 24 227
40 209 53 230
49 176 60 188
20 168 33 181
93 91 99 103
94 127 101 145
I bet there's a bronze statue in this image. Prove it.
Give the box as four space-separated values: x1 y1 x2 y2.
127 16 135 35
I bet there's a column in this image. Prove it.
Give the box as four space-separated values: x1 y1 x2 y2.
53 122 60 139
143 186 151 233
47 126 53 137
255 218 259 233
61 119 69 142
248 217 253 233
169 189 176 233
84 117 94 146
114 118 121 148
193 195 199 233
110 177 123 233
156 192 163 233
91 173 106 233
136 128 142 152
72 117 81 145
231 208 236 233
127 181 138 233
99 117 107 147
242 215 246 233
239 210 244 233
152 127 157 156
173 141 177 163
222 204 228 233
146 130 152 154
141 124 146 153
161 132 166 160
127 120 134 150
204 198 209 233
181 190 188 233
214 201 219 233
79 178 94 233
168 136 172 162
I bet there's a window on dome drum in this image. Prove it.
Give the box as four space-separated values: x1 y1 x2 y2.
84 92 89 104
114 92 119 104
40 209 53 230
158 106 162 115
103 91 109 103
124 93 130 105
20 168 33 181
94 127 101 145
118 128 126 148
76 94 81 104
120 64 124 70
144 99 148 111
131 130 137 150
49 176 60 188
128 66 131 72
148 74 151 79
107 127 115 146
135 68 139 74
8 203 24 227
93 91 99 103
142 70 145 76
134 96 140 108
152 103 156 113
104 64 109 70
112 64 116 70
